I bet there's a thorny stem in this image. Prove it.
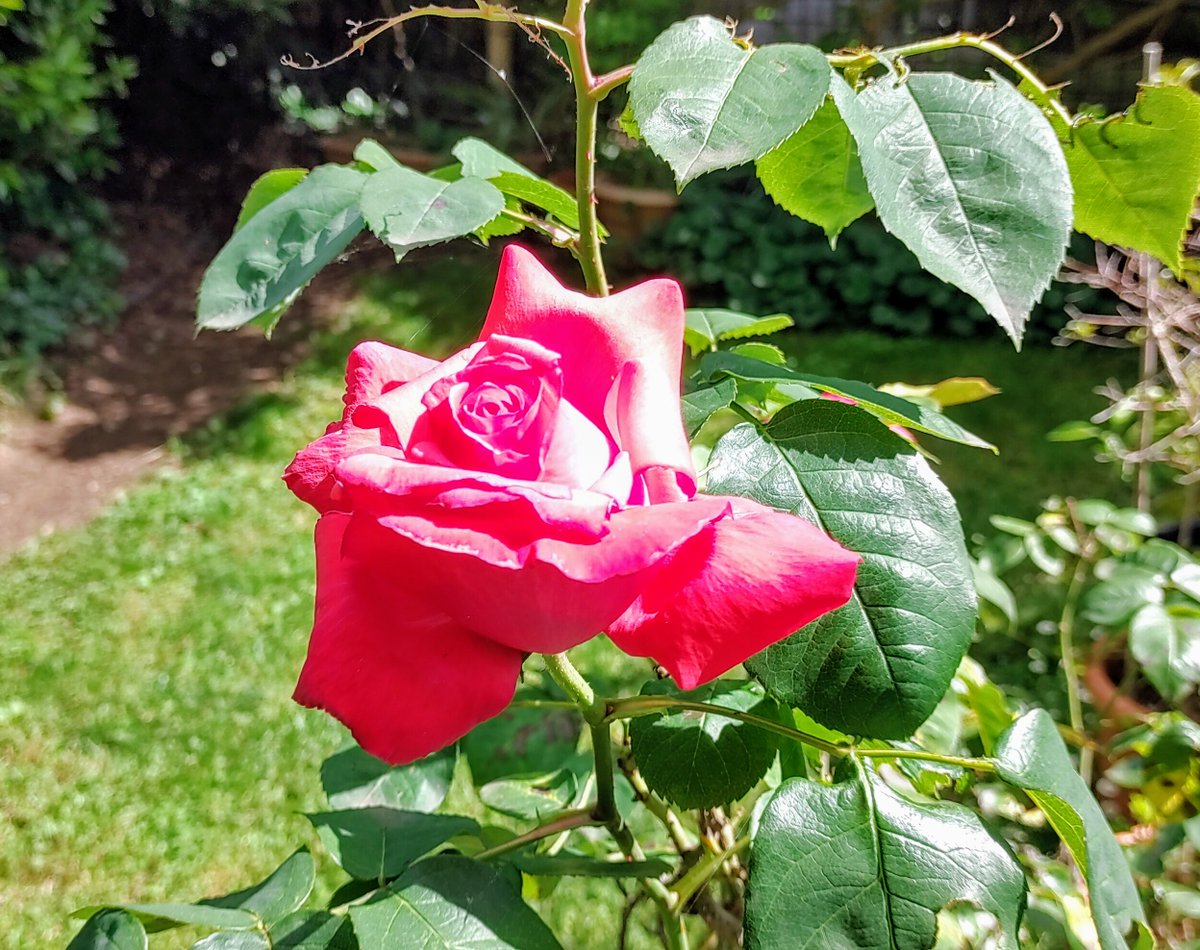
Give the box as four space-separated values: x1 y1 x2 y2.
473 807 601 861
605 695 998 773
827 30 1073 125
563 0 609 294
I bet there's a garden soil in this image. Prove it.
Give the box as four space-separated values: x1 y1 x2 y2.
0 200 358 557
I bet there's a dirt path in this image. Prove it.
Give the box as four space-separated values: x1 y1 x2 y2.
0 200 354 556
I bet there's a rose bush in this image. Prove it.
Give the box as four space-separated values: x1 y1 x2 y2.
284 246 858 763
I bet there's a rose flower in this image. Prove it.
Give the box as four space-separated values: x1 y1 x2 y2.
284 246 858 764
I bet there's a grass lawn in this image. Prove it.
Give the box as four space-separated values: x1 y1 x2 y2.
2 250 1134 947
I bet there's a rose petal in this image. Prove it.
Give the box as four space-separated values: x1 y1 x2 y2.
344 340 439 408
283 343 482 511
481 245 695 481
335 452 613 544
607 497 859 689
345 497 731 654
541 398 617 492
293 514 524 765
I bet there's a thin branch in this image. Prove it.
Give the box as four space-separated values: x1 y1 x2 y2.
282 4 571 72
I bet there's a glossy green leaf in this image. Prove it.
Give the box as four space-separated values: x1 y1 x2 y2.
1130 604 1200 702
711 400 976 738
452 137 583 229
630 16 830 186
833 71 1071 346
506 852 674 879
349 856 561 950
684 308 794 355
681 377 737 439
995 709 1150 949
353 138 402 172
197 164 367 331
67 910 147 950
703 350 995 450
359 165 504 261
234 168 308 231
308 808 478 882
321 744 455 813
745 765 1025 949
199 849 314 926
269 911 357 950
1062 85 1200 273
630 680 779 809
1172 562 1200 600
463 702 581 785
757 87 874 242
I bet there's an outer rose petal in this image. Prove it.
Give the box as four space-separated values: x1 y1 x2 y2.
294 514 524 764
343 497 732 654
607 498 860 689
481 245 694 483
344 341 439 407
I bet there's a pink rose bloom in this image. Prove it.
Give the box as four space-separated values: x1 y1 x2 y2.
285 246 858 763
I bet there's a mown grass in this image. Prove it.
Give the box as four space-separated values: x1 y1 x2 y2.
2 250 1134 947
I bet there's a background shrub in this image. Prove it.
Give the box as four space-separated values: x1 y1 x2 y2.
638 170 1105 341
0 0 134 356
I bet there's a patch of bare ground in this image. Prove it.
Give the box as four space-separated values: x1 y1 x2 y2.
0 198 360 556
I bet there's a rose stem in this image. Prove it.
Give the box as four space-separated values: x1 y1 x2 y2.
563 0 609 296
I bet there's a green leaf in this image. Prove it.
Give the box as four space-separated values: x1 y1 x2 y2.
629 680 779 809
972 557 1017 626
1079 565 1163 627
506 853 674 879
197 164 367 331
1062 85 1200 273
480 769 578 820
711 400 976 739
463 703 581 785
757 87 874 243
881 376 1000 409
349 856 562 950
308 808 478 882
681 377 737 439
630 16 831 186
321 743 455 813
199 849 314 926
1171 562 1200 601
703 351 996 450
189 934 270 950
269 911 357 950
452 137 532 179
234 168 309 231
954 657 1014 756
359 165 504 261
995 709 1150 949
833 71 1071 346
683 308 794 355
745 765 1026 949
67 910 147 950
452 138 583 229
352 138 401 172
1130 604 1200 702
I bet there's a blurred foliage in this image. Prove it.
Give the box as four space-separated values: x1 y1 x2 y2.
639 170 1106 341
0 0 134 355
